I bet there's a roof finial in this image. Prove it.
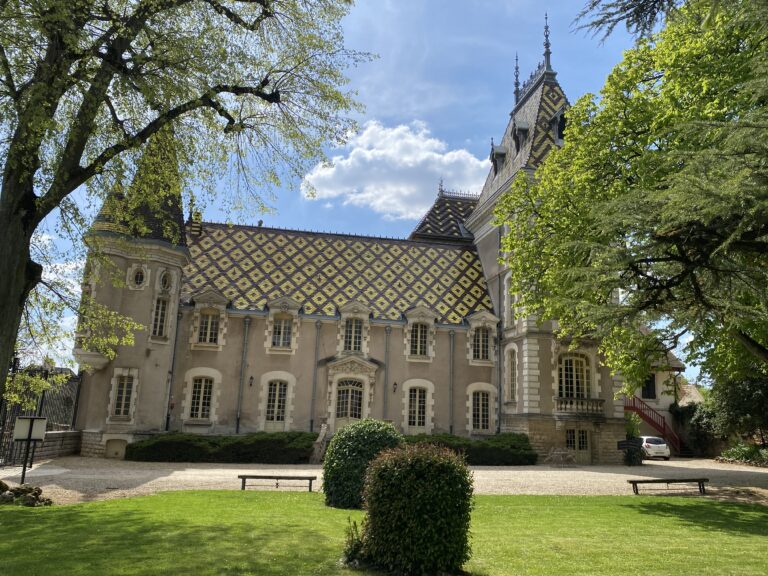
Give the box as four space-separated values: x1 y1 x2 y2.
544 13 552 71
438 177 444 196
514 52 520 103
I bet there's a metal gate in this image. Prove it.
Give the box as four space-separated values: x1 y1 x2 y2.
0 374 81 467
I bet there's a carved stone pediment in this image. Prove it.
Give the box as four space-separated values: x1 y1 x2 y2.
339 300 369 317
266 295 302 314
405 302 437 324
327 355 378 381
193 287 228 307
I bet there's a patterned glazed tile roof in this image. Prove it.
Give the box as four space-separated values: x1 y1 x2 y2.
182 223 493 324
409 190 478 243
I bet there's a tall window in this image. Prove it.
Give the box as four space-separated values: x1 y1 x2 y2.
198 311 219 344
558 354 590 398
410 323 429 356
472 391 490 431
472 327 490 360
272 317 292 348
508 348 517 402
266 380 288 422
114 375 133 417
336 379 363 419
344 318 363 352
152 298 168 337
408 387 427 428
641 374 657 399
190 377 213 419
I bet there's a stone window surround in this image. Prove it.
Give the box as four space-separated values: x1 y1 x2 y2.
466 311 498 366
189 289 229 352
401 378 435 435
126 263 150 291
403 305 437 363
258 371 296 432
264 297 301 355
554 348 599 400
181 367 222 425
149 267 178 344
466 381 496 435
336 302 371 357
106 367 139 425
326 356 377 432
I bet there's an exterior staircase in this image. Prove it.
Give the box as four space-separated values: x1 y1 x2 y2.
624 396 682 454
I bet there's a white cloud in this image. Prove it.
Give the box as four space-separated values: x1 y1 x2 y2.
302 120 490 220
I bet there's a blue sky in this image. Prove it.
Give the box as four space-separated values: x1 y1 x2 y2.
249 0 636 238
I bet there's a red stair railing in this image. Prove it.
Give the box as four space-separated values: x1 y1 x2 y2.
623 396 681 454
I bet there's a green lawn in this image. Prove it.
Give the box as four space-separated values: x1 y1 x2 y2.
0 492 765 575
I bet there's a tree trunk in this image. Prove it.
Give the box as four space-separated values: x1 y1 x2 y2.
0 183 41 400
732 329 768 365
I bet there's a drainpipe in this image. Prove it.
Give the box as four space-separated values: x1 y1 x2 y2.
497 230 504 434
449 329 455 434
165 309 183 431
236 316 252 434
383 325 391 420
310 320 321 432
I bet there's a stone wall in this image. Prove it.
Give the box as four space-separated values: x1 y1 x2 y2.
33 431 81 461
80 430 105 458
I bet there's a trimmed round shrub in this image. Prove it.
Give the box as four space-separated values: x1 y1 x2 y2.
323 419 402 509
361 443 473 575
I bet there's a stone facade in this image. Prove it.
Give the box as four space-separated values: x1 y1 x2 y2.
73 38 680 464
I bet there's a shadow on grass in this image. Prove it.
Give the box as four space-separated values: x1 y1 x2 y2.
0 493 360 576
622 498 768 538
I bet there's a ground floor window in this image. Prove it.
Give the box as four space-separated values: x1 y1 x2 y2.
190 377 213 419
266 380 288 422
336 379 363 420
408 387 427 427
114 375 133 417
566 429 590 452
472 391 490 431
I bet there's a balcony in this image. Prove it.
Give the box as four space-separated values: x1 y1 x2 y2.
554 397 606 420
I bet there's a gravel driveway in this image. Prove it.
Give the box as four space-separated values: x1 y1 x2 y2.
2 456 767 505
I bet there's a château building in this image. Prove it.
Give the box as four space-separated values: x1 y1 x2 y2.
74 31 681 463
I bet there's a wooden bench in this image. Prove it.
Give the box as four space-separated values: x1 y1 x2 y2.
628 478 709 495
238 474 318 492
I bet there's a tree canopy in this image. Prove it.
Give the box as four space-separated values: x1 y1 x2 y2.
496 0 768 387
0 0 366 398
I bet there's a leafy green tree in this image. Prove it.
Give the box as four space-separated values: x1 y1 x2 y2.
496 0 768 388
0 0 365 398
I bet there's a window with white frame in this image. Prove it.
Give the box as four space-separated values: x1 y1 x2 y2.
558 354 591 398
336 379 363 419
190 377 213 419
152 297 168 337
410 323 429 357
197 311 219 344
472 327 490 361
507 348 517 402
408 387 427 428
272 317 292 348
472 391 490 431
266 380 288 422
113 374 134 417
344 318 363 352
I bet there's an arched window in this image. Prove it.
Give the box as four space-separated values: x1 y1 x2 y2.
266 380 288 424
558 354 591 398
336 379 363 420
408 387 427 428
507 348 517 402
410 323 429 356
190 377 214 419
472 327 490 361
472 391 490 431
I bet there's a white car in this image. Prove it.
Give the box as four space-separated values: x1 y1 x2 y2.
640 436 671 460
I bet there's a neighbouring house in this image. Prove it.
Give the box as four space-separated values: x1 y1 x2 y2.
73 30 682 463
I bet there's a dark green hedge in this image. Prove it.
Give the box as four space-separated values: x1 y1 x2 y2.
124 432 318 464
403 432 538 465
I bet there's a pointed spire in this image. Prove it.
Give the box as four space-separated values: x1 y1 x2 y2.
514 52 520 103
544 13 552 71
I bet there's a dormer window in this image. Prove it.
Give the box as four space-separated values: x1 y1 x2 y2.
512 120 529 154
189 288 228 351
344 318 363 352
490 144 508 175
466 310 499 366
265 297 301 354
472 327 490 361
197 311 220 344
410 323 429 356
404 304 437 362
551 109 567 146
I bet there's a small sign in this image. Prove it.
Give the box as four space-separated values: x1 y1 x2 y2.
617 438 643 451
13 416 48 441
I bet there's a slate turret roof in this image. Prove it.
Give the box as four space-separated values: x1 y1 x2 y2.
182 222 493 324
409 187 478 244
